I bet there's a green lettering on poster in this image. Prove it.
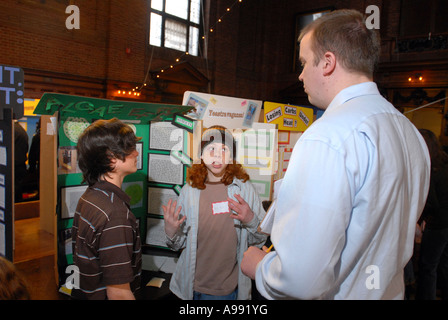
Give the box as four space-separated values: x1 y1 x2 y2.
34 93 193 122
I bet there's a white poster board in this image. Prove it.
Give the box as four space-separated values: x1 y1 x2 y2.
236 122 277 202
183 91 276 202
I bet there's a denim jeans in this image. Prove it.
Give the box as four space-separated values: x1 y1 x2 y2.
193 288 238 300
416 227 448 300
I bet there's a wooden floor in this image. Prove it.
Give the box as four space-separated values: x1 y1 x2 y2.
13 217 68 300
11 217 174 300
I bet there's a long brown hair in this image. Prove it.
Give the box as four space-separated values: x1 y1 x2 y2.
186 162 249 190
419 129 448 171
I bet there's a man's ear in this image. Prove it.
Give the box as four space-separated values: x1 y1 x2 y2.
322 51 336 76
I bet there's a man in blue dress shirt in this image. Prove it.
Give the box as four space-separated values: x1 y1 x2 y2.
241 9 431 299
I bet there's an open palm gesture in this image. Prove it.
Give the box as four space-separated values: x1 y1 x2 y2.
162 199 186 239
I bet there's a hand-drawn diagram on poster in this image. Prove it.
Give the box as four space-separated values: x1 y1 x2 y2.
123 181 144 208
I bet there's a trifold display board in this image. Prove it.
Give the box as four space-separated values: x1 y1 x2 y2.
263 101 315 181
1 63 24 261
0 109 13 260
183 91 276 203
34 93 196 287
34 91 280 289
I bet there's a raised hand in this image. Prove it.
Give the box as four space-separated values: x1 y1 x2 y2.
162 199 185 239
228 194 255 224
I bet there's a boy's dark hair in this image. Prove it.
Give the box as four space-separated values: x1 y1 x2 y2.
77 118 141 186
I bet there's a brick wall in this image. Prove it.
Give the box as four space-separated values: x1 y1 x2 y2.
1 0 109 79
1 0 447 106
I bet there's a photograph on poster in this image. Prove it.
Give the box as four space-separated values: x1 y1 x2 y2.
185 92 209 120
149 121 184 151
148 153 184 185
243 101 258 127
60 185 88 219
58 146 80 175
147 187 178 216
58 228 73 258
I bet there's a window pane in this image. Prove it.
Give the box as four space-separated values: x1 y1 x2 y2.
165 19 187 51
151 0 163 11
189 26 199 56
190 0 201 24
149 13 162 46
166 0 188 19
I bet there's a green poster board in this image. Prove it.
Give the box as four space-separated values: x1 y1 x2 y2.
34 93 195 288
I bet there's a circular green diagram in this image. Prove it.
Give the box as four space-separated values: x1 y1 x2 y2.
63 117 90 143
125 183 143 206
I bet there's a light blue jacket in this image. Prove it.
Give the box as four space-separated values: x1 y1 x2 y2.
166 178 267 300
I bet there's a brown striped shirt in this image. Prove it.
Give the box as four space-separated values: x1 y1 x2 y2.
71 180 142 300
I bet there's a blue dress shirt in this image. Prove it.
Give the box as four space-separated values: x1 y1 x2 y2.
256 82 430 299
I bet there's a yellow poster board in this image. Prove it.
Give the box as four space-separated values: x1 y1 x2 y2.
24 98 40 116
263 101 313 131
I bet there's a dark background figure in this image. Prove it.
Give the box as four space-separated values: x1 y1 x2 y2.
14 121 29 203
23 118 41 200
416 129 448 300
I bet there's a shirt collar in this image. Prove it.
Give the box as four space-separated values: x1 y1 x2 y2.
91 180 131 206
326 81 380 113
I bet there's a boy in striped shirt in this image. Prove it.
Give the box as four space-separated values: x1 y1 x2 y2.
72 118 142 300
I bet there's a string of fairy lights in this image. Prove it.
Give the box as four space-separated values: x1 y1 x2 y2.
116 0 245 98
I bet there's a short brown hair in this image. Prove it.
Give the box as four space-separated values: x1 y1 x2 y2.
299 9 380 77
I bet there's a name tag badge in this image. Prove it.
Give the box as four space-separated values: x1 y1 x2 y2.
212 201 230 215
